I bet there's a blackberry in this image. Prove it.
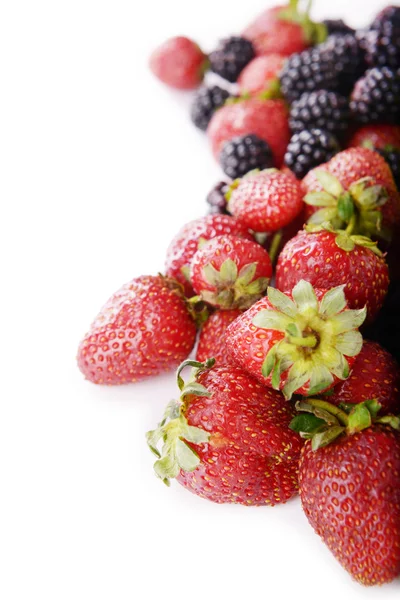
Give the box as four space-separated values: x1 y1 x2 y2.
279 47 340 104
209 37 255 83
206 181 230 215
289 90 350 139
219 134 274 180
319 33 367 95
370 5 400 35
190 85 230 131
322 19 355 36
364 30 400 69
350 67 400 123
378 147 400 189
284 129 340 179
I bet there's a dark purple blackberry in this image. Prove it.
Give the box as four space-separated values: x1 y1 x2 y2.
364 29 400 69
377 147 400 189
219 134 274 180
322 19 355 36
350 67 400 123
284 129 340 179
319 33 367 95
289 90 350 139
190 86 230 131
206 181 230 215
279 47 340 104
370 5 400 35
209 37 255 83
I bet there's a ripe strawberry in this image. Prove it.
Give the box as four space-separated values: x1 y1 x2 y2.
328 340 400 415
237 54 286 95
226 280 366 399
165 214 253 297
228 169 304 233
190 235 272 309
196 310 242 365
302 147 400 240
347 124 400 150
149 36 208 90
275 229 389 323
147 359 303 505
77 275 196 384
291 399 400 585
207 98 290 168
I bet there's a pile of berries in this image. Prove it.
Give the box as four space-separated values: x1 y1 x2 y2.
78 2 400 589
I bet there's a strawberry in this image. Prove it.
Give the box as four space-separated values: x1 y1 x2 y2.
237 54 286 95
149 36 208 90
77 275 196 384
207 98 290 168
328 340 400 415
190 234 272 309
291 399 400 585
196 310 242 365
226 280 366 399
147 359 303 505
228 169 304 233
347 124 400 150
275 229 389 323
165 214 253 297
302 147 400 240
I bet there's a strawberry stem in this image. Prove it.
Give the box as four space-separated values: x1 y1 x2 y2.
289 334 318 348
305 399 349 426
268 230 282 265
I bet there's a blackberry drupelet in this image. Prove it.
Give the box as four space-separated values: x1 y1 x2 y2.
206 181 230 215
322 19 355 36
190 85 230 131
219 134 274 180
378 147 400 189
209 37 255 83
364 30 400 69
284 129 340 179
319 34 367 95
279 47 339 104
350 67 400 123
289 90 350 139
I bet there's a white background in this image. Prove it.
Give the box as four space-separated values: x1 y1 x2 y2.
1 1 399 598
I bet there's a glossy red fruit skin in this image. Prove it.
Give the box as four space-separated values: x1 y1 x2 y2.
275 230 389 323
77 276 196 384
229 170 304 233
299 427 400 585
225 289 358 396
149 36 206 90
177 366 303 505
207 98 290 168
303 147 400 229
196 310 242 365
190 235 272 300
165 215 253 297
238 54 286 94
328 340 400 415
347 124 400 150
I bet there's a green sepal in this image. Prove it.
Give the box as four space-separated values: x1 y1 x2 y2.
289 413 326 434
311 426 346 451
347 402 372 434
176 358 215 391
376 415 400 429
337 193 354 222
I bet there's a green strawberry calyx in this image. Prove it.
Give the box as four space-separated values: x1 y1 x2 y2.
146 359 215 486
278 0 328 44
305 223 385 257
290 398 400 450
252 280 366 400
304 170 390 241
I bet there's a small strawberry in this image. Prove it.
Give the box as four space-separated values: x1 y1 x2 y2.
165 214 253 297
291 398 400 586
226 280 366 399
77 275 197 384
227 169 304 233
347 124 400 150
207 97 290 168
149 36 208 90
275 229 389 323
147 359 302 505
237 54 286 95
190 234 272 309
328 340 400 415
196 310 242 365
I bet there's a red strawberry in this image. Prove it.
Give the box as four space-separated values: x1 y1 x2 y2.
207 98 290 167
149 36 208 90
77 275 196 384
228 169 304 233
303 147 400 239
226 280 366 399
238 54 286 95
165 214 253 297
190 235 272 309
328 340 400 415
147 359 303 505
347 124 400 150
292 399 400 585
196 310 241 365
275 229 389 323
